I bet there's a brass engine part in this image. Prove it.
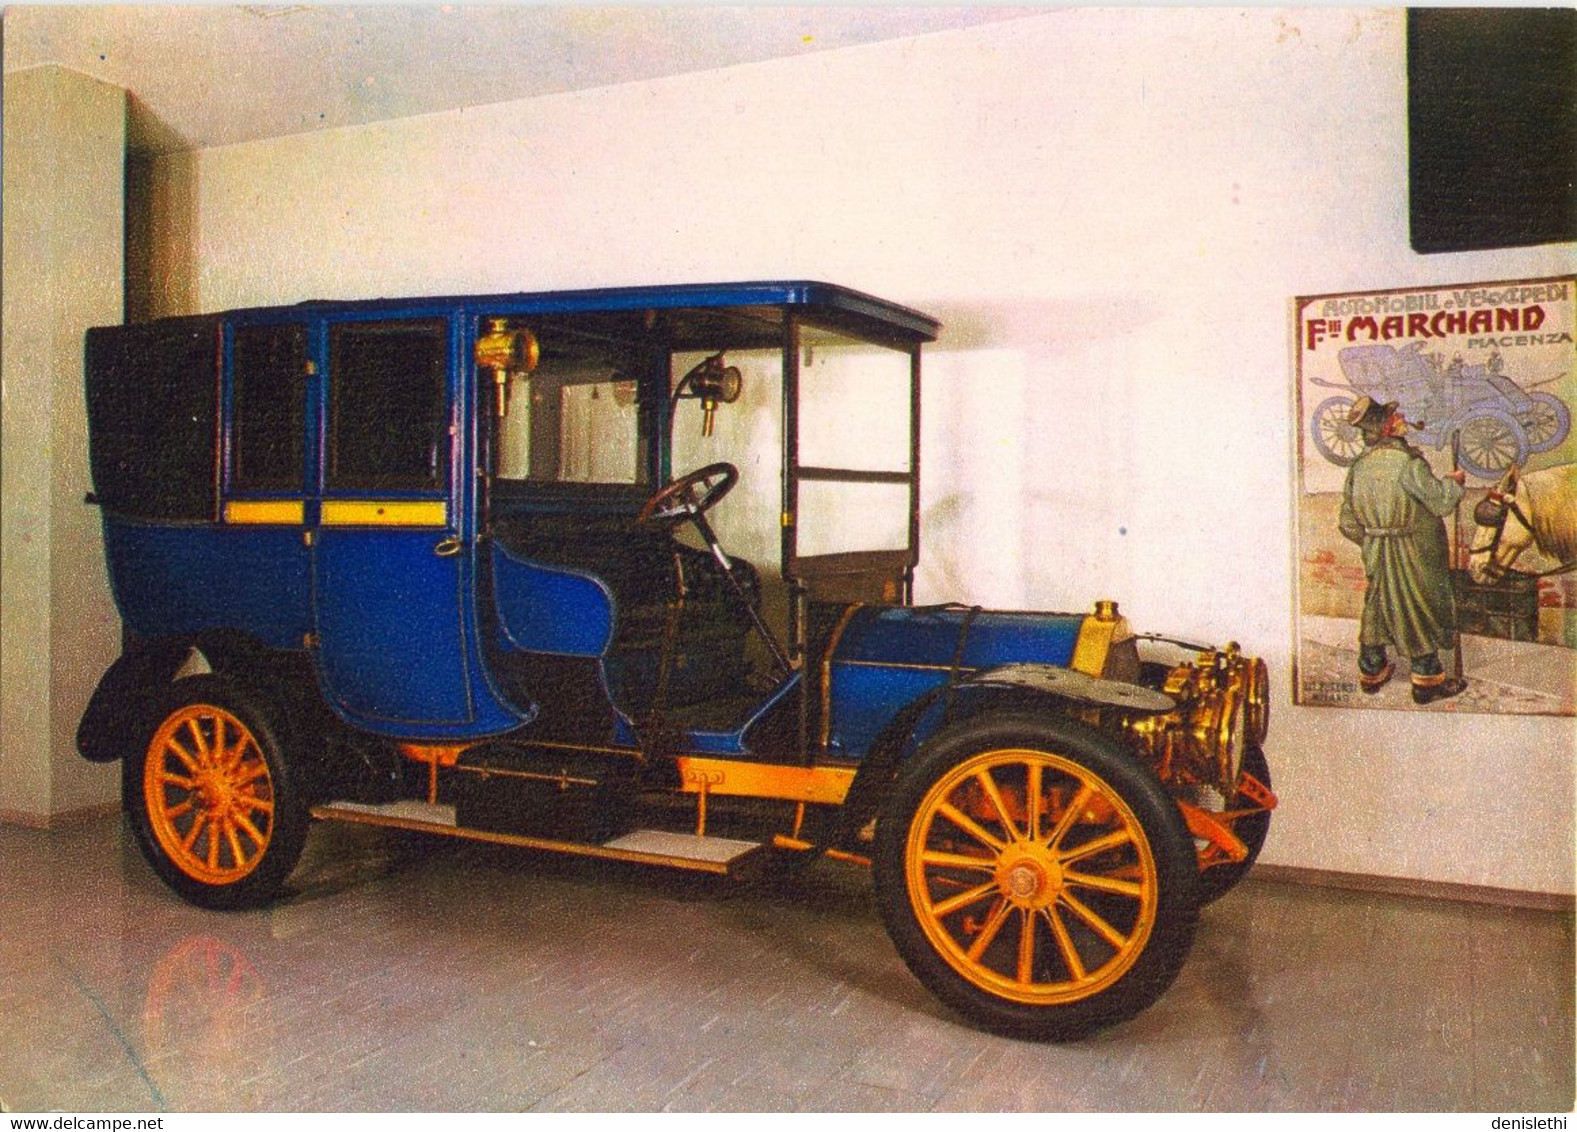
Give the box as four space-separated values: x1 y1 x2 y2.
1120 645 1268 795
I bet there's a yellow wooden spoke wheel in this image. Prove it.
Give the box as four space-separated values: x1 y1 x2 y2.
874 714 1198 1041
125 676 308 909
905 747 1160 1005
144 703 276 885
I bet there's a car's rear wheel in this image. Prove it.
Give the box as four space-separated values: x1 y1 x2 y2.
124 676 308 909
1310 396 1362 466
874 714 1199 1041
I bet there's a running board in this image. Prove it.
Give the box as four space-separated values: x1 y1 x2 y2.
311 800 765 876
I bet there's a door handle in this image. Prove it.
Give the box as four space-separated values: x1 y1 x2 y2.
434 536 464 557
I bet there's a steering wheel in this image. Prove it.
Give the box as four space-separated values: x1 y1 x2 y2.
635 461 739 528
634 461 791 675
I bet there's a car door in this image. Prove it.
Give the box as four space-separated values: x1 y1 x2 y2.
310 313 483 731
218 319 315 649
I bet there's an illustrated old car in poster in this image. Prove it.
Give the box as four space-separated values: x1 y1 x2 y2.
79 281 1275 1040
1309 340 1571 480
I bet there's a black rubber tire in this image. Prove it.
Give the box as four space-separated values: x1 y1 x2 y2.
873 713 1199 1041
1195 743 1273 905
123 675 309 910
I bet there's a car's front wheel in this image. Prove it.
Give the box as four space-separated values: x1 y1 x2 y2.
123 676 308 909
874 714 1199 1041
1195 742 1273 905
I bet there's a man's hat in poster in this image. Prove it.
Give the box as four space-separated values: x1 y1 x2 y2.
1346 395 1398 436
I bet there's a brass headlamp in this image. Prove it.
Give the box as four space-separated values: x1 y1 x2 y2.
675 352 743 437
474 319 541 418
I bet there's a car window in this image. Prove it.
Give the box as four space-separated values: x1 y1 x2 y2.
327 319 449 492
794 326 914 557
231 324 306 493
797 328 913 475
493 330 646 486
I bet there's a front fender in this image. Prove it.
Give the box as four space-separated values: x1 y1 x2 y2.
961 662 1176 714
905 663 1174 760
836 663 1173 842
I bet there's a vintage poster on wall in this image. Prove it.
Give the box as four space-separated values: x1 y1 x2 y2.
1294 276 1576 716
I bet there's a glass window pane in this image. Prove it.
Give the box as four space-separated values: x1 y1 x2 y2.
798 329 912 473
328 320 448 492
554 377 641 483
493 327 646 486
232 324 305 492
669 347 783 568
796 480 911 556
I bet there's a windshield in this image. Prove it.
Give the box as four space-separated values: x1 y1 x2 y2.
794 325 914 557
486 309 918 582
667 326 916 564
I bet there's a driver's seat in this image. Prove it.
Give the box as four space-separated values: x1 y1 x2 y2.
601 537 766 728
492 509 765 728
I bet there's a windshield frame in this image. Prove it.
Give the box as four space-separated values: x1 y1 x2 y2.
780 312 923 596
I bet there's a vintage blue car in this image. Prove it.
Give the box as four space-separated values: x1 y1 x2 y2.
79 281 1274 1040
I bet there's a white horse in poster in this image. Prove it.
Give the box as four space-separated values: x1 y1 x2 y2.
1468 463 1577 583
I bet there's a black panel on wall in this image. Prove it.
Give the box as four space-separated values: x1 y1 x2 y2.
1407 8 1577 254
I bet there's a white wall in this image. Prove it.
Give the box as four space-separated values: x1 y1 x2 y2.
1 65 126 823
139 8 1574 894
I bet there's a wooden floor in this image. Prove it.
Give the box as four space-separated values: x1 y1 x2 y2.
1 814 1571 1113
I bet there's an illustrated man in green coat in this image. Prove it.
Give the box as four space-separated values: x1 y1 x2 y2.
1337 396 1468 705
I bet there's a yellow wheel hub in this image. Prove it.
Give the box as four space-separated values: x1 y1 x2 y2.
995 844 1063 909
904 747 1159 1006
144 703 276 886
